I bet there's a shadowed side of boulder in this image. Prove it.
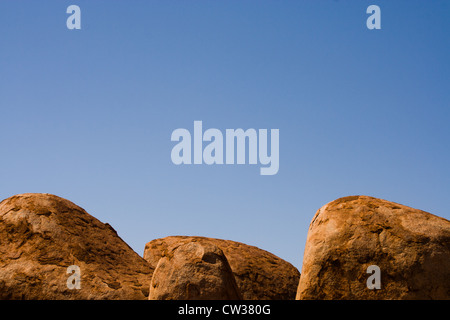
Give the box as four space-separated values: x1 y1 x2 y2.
149 241 242 300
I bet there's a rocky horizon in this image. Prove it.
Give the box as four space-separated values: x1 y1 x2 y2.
0 193 449 300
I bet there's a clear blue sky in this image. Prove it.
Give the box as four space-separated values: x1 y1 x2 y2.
1 1 449 271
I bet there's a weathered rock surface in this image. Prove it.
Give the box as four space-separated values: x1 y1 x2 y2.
149 241 241 300
0 193 153 300
297 195 450 300
144 236 300 300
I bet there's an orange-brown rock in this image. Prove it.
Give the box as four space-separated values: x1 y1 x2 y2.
144 236 300 300
0 193 153 300
149 241 241 300
297 195 450 300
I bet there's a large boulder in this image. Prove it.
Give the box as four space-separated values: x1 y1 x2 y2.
297 195 450 300
149 241 241 300
144 236 300 300
0 193 153 299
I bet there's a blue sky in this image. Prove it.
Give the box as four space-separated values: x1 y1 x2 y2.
0 1 449 271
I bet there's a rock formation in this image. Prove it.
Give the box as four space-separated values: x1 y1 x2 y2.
144 236 300 300
149 241 241 300
0 193 153 299
297 195 450 300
